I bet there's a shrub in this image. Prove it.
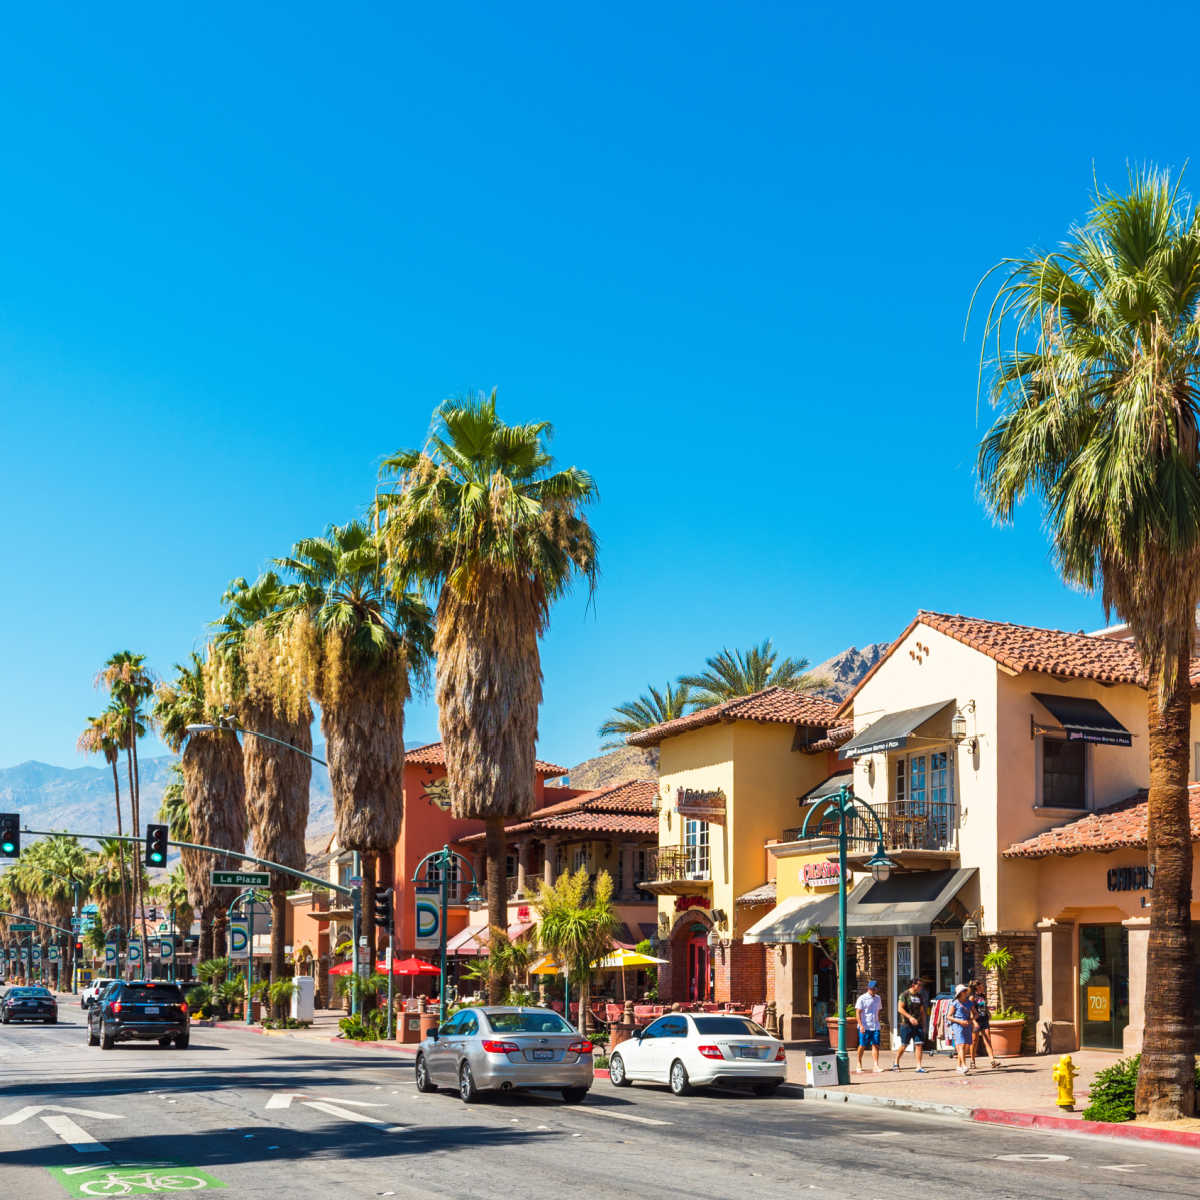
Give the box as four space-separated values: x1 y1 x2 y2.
185 984 213 1018
339 1010 387 1041
1082 1054 1140 1123
593 1052 610 1070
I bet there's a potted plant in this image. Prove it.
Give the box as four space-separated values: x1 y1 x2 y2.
983 946 1026 1057
827 1003 860 1050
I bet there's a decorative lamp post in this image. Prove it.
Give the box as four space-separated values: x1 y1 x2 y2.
799 784 896 1085
411 844 483 1025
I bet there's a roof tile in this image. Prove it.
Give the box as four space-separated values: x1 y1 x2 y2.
406 741 567 778
457 778 659 842
627 686 841 747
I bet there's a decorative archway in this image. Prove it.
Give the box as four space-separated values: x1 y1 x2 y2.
667 907 713 1004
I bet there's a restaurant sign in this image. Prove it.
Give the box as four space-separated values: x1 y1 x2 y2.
802 861 842 886
674 788 727 824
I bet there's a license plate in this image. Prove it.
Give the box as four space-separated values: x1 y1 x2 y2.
145 1006 159 1015
736 1046 761 1059
532 1049 554 1060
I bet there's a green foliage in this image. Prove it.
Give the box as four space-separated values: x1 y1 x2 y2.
593 1052 610 1070
465 931 537 997
635 939 660 993
1083 1054 1141 1122
339 1009 388 1041
335 971 389 1003
983 946 1020 1015
196 958 230 984
599 682 692 746
537 868 617 987
680 640 824 708
267 978 297 1007
261 1016 311 1030
185 984 214 1018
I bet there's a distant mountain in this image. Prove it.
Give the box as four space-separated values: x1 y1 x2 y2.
565 745 659 791
811 642 891 703
0 747 335 844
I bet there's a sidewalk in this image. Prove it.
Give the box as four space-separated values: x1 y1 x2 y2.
786 1046 1200 1148
210 1007 418 1054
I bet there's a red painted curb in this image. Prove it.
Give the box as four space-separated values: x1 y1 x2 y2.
213 1022 266 1035
594 1069 610 1080
972 1107 1200 1149
328 1037 416 1053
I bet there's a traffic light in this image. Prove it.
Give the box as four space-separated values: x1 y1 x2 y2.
373 887 393 930
145 823 168 867
0 813 19 858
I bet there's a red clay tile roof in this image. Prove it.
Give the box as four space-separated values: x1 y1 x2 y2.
457 778 660 842
406 741 568 778
1003 786 1200 858
836 611 1200 717
627 687 842 747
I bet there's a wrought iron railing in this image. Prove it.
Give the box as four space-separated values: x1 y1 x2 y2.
786 801 958 853
648 846 710 882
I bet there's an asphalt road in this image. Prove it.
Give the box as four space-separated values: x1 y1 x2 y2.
1 1005 1198 1199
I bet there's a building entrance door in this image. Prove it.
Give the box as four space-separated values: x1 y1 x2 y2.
1080 923 1129 1049
686 931 711 1002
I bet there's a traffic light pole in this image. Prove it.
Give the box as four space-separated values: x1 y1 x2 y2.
386 900 395 1041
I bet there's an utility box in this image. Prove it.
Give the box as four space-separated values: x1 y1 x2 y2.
803 1053 837 1088
291 975 315 1022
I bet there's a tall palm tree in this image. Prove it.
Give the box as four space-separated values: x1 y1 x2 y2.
976 169 1200 1120
380 391 598 1001
88 840 132 951
598 681 691 748
212 571 314 1016
153 864 194 953
96 652 155 955
681 640 824 709
76 713 130 936
154 653 247 962
158 765 205 955
274 522 432 999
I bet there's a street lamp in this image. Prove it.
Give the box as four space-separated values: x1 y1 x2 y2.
411 844 483 1026
184 718 328 766
799 785 896 1085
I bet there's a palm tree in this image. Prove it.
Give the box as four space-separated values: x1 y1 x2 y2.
212 571 314 1017
96 652 155 955
598 681 691 747
153 864 194 953
536 866 616 1034
76 713 130 936
976 169 1200 1120
88 840 131 952
11 837 88 988
158 765 204 952
273 522 432 1001
154 653 247 962
681 640 824 709
380 392 598 1001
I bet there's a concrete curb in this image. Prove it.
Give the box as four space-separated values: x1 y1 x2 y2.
801 1087 972 1119
973 1107 1200 1149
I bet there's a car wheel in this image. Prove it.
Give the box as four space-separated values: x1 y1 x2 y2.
175 1035 189 1049
609 1053 631 1087
101 1030 115 1050
669 1059 692 1096
88 1026 99 1047
561 1087 588 1104
415 1054 437 1093
158 1036 173 1048
753 1081 782 1096
458 1062 479 1103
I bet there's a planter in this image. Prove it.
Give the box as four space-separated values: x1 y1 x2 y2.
989 1017 1025 1058
827 1020 859 1050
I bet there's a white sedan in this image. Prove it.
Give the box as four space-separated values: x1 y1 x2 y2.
608 1012 786 1096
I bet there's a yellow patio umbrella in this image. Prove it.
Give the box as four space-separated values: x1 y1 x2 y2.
593 946 668 1002
529 953 565 975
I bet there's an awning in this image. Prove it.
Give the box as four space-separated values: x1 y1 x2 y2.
743 892 840 944
1033 693 1132 747
839 700 955 759
445 921 534 957
799 770 853 804
819 868 975 938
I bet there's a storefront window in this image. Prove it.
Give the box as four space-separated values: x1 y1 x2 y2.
1043 739 1086 808
684 819 710 876
1079 923 1129 1048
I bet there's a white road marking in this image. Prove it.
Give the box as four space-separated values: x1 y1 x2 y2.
316 1098 384 1107
567 1106 671 1127
266 1093 306 1109
303 1100 402 1130
849 1131 901 1138
1098 1165 1146 1173
40 1114 108 1153
0 1105 121 1125
994 1153 1070 1162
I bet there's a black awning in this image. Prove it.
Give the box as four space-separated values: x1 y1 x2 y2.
799 770 853 805
1032 693 1132 747
839 700 954 759
819 868 976 938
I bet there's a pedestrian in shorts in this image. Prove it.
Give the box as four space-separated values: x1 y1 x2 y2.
969 979 1002 1069
854 980 884 1073
891 978 927 1072
949 983 974 1073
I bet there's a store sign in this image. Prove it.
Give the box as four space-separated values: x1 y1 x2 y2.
802 861 842 885
1087 986 1111 1021
1107 865 1154 892
674 788 727 824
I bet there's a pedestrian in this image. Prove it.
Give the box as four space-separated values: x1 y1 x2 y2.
891 977 928 1073
949 983 974 1073
854 980 884 1073
969 979 1002 1069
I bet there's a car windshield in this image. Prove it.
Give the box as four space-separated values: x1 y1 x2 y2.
9 987 50 998
485 1010 573 1034
122 984 184 1003
691 1017 771 1037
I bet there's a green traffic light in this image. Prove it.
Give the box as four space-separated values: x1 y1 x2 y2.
0 842 12 854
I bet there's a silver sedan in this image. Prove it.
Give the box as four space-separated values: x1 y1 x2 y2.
415 1005 594 1103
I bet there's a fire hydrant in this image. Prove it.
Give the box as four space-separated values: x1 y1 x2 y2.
1052 1054 1078 1111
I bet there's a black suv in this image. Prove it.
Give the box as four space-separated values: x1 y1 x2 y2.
88 980 189 1049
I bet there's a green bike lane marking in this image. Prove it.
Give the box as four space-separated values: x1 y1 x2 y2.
48 1161 226 1195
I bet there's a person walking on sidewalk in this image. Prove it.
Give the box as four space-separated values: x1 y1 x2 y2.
854 980 883 1073
891 978 928 1073
969 979 1002 1069
949 983 974 1073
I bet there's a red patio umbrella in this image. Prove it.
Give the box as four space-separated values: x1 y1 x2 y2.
376 956 442 976
327 960 354 976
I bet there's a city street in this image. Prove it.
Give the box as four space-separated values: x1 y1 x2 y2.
1 1004 1197 1198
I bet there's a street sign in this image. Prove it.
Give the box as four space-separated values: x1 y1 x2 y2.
159 939 174 960
31 947 41 963
104 945 117 965
211 870 270 888
81 904 98 915
128 939 143 966
229 919 249 959
48 946 59 962
158 921 170 933
10 922 35 932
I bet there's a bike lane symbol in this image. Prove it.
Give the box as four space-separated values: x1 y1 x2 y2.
48 1161 226 1195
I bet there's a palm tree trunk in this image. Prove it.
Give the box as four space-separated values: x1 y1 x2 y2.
270 887 288 1020
485 817 506 1004
124 744 139 978
213 906 228 960
131 734 151 957
1136 642 1197 1119
199 909 214 963
110 761 130 942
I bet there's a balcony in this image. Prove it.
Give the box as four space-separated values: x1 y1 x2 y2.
785 801 958 859
637 846 712 896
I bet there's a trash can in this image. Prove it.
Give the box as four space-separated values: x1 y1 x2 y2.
418 1012 439 1041
290 975 315 1022
804 1053 837 1088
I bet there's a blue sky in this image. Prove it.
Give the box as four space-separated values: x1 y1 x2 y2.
2 3 1196 772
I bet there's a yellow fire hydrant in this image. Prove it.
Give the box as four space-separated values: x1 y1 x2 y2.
1052 1054 1078 1111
